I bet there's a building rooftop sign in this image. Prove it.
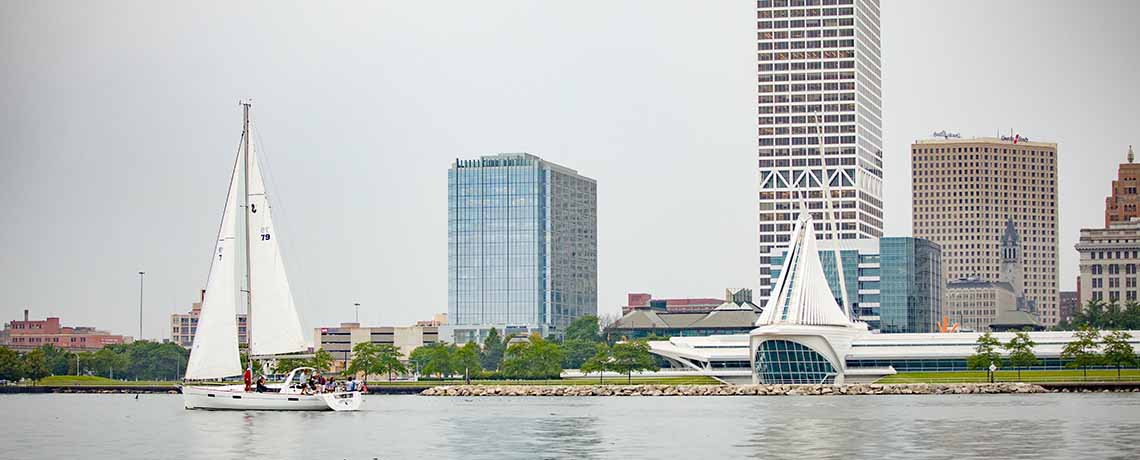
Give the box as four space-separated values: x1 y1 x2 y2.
931 130 960 139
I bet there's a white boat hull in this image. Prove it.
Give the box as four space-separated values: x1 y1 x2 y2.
182 385 363 411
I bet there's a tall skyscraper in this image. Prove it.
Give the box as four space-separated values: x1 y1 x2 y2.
446 153 597 344
911 137 1060 326
756 0 884 303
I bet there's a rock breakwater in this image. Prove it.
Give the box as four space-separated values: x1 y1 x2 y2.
420 383 1047 397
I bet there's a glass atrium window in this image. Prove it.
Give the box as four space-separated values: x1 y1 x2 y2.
755 340 836 384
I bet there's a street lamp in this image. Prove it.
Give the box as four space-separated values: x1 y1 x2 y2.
354 302 360 323
138 271 145 340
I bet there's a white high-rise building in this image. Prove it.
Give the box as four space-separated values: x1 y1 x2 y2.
756 0 883 303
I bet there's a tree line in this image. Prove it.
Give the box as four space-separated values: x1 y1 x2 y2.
346 315 659 382
969 328 1138 379
1056 299 1140 331
0 341 189 383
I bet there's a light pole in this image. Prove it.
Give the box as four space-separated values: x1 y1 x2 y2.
354 302 360 323
138 271 145 341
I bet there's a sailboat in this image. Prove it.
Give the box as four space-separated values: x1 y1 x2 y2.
182 102 363 411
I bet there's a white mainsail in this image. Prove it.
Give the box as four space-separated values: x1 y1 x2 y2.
184 159 243 380
246 146 308 356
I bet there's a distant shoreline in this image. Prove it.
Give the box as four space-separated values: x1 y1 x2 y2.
0 384 429 395
4 381 1139 395
422 382 1140 396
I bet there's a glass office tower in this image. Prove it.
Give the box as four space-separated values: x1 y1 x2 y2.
879 238 942 333
770 237 941 332
447 153 597 344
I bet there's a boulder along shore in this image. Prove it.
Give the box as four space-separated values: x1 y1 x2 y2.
421 383 1052 397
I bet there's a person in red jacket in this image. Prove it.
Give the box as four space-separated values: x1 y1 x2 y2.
243 367 252 392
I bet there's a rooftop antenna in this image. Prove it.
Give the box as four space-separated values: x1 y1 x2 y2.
1129 145 1134 164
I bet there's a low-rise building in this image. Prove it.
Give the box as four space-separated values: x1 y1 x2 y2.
170 291 247 348
944 278 1015 332
1 309 127 352
606 289 761 341
944 278 1040 332
622 293 725 315
314 321 440 372
1059 291 1079 324
415 313 448 327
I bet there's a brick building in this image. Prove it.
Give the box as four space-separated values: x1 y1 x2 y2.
622 293 726 315
1 309 127 352
1059 290 1079 324
1105 146 1140 226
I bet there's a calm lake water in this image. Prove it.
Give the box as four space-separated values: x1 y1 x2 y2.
3 393 1139 460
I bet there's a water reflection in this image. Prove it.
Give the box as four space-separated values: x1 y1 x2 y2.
738 395 1140 460
443 398 602 460
4 393 1140 460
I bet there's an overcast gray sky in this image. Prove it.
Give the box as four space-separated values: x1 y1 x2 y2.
2 1 1138 341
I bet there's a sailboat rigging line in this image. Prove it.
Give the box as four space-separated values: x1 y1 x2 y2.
199 135 245 308
250 121 312 332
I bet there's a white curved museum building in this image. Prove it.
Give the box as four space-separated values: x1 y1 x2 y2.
648 214 1140 385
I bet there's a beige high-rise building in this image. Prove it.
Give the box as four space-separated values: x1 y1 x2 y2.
911 136 1059 326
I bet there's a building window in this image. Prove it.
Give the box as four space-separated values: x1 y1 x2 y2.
755 340 836 384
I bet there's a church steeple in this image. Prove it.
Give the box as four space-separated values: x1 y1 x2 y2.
999 217 1023 295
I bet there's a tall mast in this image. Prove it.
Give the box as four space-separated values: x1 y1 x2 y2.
241 100 253 360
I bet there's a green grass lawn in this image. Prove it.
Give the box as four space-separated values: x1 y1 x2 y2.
877 369 1140 384
366 375 720 387
29 375 181 386
29 375 247 386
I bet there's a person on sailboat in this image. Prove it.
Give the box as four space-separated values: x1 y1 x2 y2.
243 367 252 392
255 376 269 393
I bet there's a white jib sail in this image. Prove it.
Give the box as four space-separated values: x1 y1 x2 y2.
185 159 243 380
247 146 308 357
